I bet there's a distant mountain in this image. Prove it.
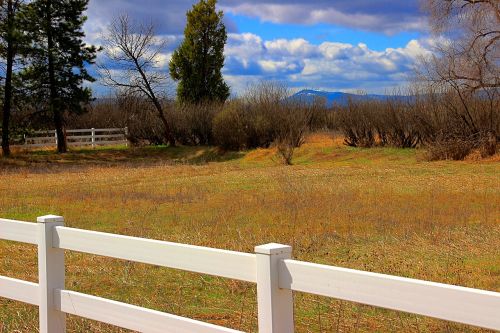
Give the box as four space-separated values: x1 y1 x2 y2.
289 89 413 106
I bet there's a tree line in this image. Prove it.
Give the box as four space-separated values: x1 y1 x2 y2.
1 0 498 161
0 0 98 155
0 0 229 155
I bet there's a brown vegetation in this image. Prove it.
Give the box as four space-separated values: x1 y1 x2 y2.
63 81 498 163
417 0 500 158
336 86 499 160
0 134 498 332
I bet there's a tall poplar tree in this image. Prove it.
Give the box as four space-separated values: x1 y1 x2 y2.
22 0 97 153
169 0 229 104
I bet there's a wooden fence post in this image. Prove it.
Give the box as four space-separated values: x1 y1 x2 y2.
255 243 294 333
38 215 66 333
91 128 95 148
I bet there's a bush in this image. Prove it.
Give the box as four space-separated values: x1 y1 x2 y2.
335 86 499 160
66 93 167 145
337 99 376 148
63 82 498 162
119 95 167 145
168 102 221 145
273 104 313 164
426 131 498 161
241 83 285 149
481 131 498 157
417 88 499 160
213 102 247 151
212 82 314 164
426 136 476 161
66 96 127 129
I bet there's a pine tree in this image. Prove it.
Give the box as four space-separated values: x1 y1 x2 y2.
169 0 229 104
0 0 24 156
21 0 97 153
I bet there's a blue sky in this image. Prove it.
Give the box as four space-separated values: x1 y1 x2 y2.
84 0 434 95
227 14 422 51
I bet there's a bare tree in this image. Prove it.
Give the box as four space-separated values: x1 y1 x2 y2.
419 0 499 139
422 0 499 92
99 14 175 146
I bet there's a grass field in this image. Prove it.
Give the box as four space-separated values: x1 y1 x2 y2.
0 134 499 332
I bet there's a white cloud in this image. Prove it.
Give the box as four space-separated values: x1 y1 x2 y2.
264 39 318 57
86 1 427 38
92 32 432 95
156 52 173 67
222 2 426 35
258 60 299 73
222 33 432 93
225 33 265 69
83 0 431 95
319 42 359 59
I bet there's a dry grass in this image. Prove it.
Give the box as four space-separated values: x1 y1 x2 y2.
0 133 499 332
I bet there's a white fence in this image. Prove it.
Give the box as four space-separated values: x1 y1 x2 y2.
0 216 499 333
23 128 128 148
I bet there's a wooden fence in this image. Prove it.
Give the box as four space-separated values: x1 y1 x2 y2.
23 127 128 148
0 216 499 333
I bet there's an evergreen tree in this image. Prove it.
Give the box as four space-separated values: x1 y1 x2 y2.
169 0 229 104
0 0 24 156
21 0 97 153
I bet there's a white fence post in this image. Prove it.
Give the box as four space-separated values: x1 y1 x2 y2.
124 127 129 147
91 128 95 148
255 243 294 333
37 215 66 333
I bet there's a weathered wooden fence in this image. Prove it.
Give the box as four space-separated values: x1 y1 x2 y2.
23 127 128 148
0 216 499 333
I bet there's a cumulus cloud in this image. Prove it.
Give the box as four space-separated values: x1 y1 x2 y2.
264 38 318 57
85 0 426 37
85 0 430 94
221 33 431 93
84 0 238 46
223 3 426 34
94 31 431 94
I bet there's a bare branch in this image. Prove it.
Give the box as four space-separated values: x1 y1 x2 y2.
421 0 500 92
99 14 175 145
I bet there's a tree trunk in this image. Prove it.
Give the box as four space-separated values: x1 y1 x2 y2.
1 0 14 157
46 0 66 153
134 60 175 146
152 99 175 147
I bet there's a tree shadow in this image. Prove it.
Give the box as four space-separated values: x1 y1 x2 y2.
0 145 245 173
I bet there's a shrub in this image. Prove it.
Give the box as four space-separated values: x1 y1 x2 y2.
63 81 498 162
211 82 314 164
241 83 284 149
417 88 499 160
426 136 476 161
168 102 221 145
273 104 313 164
338 99 376 148
481 131 498 157
213 102 247 151
119 95 167 145
66 93 167 145
335 86 499 160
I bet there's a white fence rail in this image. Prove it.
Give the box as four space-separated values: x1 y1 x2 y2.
0 216 499 333
23 127 128 148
